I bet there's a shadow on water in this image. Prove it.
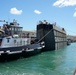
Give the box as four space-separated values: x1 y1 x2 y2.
0 43 76 75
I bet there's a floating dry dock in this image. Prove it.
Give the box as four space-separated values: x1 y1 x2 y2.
37 20 67 51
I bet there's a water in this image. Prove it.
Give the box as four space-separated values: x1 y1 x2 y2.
0 43 76 75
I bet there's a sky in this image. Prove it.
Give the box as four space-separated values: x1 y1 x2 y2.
0 0 76 35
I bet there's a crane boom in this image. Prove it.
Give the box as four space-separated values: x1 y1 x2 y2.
0 20 6 22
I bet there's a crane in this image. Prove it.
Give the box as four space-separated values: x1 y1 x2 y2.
0 20 8 24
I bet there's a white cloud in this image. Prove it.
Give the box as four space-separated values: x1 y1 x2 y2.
34 10 42 14
53 0 76 7
73 12 76 17
10 7 22 15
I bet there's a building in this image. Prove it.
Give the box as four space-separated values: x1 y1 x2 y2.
22 30 36 40
37 20 67 51
67 35 76 42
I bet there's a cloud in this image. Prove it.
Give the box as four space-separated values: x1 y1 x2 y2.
10 7 22 15
73 8 76 17
53 0 76 7
34 10 42 14
73 12 76 17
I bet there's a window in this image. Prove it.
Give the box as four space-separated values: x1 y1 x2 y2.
14 40 16 43
23 41 25 45
7 38 11 43
7 39 9 43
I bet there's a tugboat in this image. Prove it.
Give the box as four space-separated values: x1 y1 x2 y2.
0 19 45 61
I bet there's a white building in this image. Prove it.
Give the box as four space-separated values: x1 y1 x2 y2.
22 30 36 40
67 35 76 42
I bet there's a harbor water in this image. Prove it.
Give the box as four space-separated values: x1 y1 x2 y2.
0 43 76 75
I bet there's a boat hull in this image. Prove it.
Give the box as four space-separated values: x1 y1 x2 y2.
0 43 44 61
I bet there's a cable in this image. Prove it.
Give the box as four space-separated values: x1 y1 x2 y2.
37 29 53 43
